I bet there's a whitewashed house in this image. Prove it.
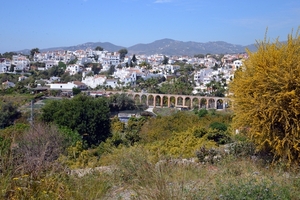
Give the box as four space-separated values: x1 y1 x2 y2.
233 60 243 70
48 81 87 90
82 74 107 89
66 64 82 75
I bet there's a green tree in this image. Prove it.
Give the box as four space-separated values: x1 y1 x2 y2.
118 48 128 61
162 55 169 65
0 102 21 129
95 46 103 51
230 31 300 165
41 95 111 147
131 54 137 64
30 48 40 59
72 87 81 96
108 93 135 111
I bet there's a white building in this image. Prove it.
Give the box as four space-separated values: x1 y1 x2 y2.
233 60 243 70
66 64 82 75
82 74 107 89
48 81 87 90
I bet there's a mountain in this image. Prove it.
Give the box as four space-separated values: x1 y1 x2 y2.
16 39 257 56
127 39 256 55
42 42 125 53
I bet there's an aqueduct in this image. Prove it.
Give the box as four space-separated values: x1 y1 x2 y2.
108 91 230 110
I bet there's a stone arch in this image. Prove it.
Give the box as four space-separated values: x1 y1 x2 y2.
184 97 191 108
208 98 215 109
200 98 207 109
128 94 134 99
177 97 183 106
170 96 176 107
216 99 223 109
192 98 200 110
141 94 147 105
155 95 162 107
162 96 169 107
148 95 154 106
134 94 141 105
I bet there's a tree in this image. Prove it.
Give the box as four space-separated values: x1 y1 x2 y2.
0 102 21 129
162 55 169 65
107 93 136 111
230 31 300 165
72 87 81 96
30 48 40 59
41 95 111 147
131 54 137 64
95 46 103 51
118 48 128 61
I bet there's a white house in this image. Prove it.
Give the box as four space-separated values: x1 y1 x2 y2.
233 60 243 70
82 74 107 89
48 81 87 90
0 59 11 73
105 79 119 89
66 64 82 75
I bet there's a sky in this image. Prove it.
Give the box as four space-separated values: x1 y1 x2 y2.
0 0 299 53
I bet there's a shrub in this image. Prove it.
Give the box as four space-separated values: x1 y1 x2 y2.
230 31 300 166
198 108 208 118
209 122 227 131
207 129 232 145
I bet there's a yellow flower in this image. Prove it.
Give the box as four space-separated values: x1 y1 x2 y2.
13 177 19 180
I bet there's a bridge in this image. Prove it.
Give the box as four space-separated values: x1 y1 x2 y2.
106 91 230 110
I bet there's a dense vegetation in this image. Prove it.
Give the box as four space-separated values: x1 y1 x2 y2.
230 31 300 166
41 95 111 147
1 92 300 199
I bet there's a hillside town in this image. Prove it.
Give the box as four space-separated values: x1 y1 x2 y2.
0 48 247 97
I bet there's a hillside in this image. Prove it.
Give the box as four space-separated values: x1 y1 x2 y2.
16 39 257 56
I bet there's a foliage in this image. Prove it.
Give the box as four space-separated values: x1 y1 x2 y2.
0 101 21 129
48 65 65 77
230 30 300 166
118 48 128 61
12 123 68 176
162 55 169 65
72 87 81 96
41 94 111 147
206 129 232 145
95 46 103 51
159 77 194 95
197 108 208 118
217 176 291 200
195 146 221 164
209 121 227 131
0 51 18 59
107 93 136 111
146 126 217 158
30 48 40 58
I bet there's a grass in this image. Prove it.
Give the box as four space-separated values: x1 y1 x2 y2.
1 143 300 199
98 146 300 200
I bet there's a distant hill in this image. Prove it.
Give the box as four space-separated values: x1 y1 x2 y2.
128 39 257 55
16 39 257 56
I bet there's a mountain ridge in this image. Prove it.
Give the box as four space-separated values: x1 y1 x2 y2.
16 39 257 56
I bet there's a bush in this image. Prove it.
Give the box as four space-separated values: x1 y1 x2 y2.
209 122 227 131
230 31 300 166
197 109 208 118
207 129 232 145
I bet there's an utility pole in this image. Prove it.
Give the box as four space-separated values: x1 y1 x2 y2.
29 100 34 125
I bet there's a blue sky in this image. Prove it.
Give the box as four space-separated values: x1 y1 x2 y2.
0 0 299 53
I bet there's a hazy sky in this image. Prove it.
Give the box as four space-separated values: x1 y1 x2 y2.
0 0 299 53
